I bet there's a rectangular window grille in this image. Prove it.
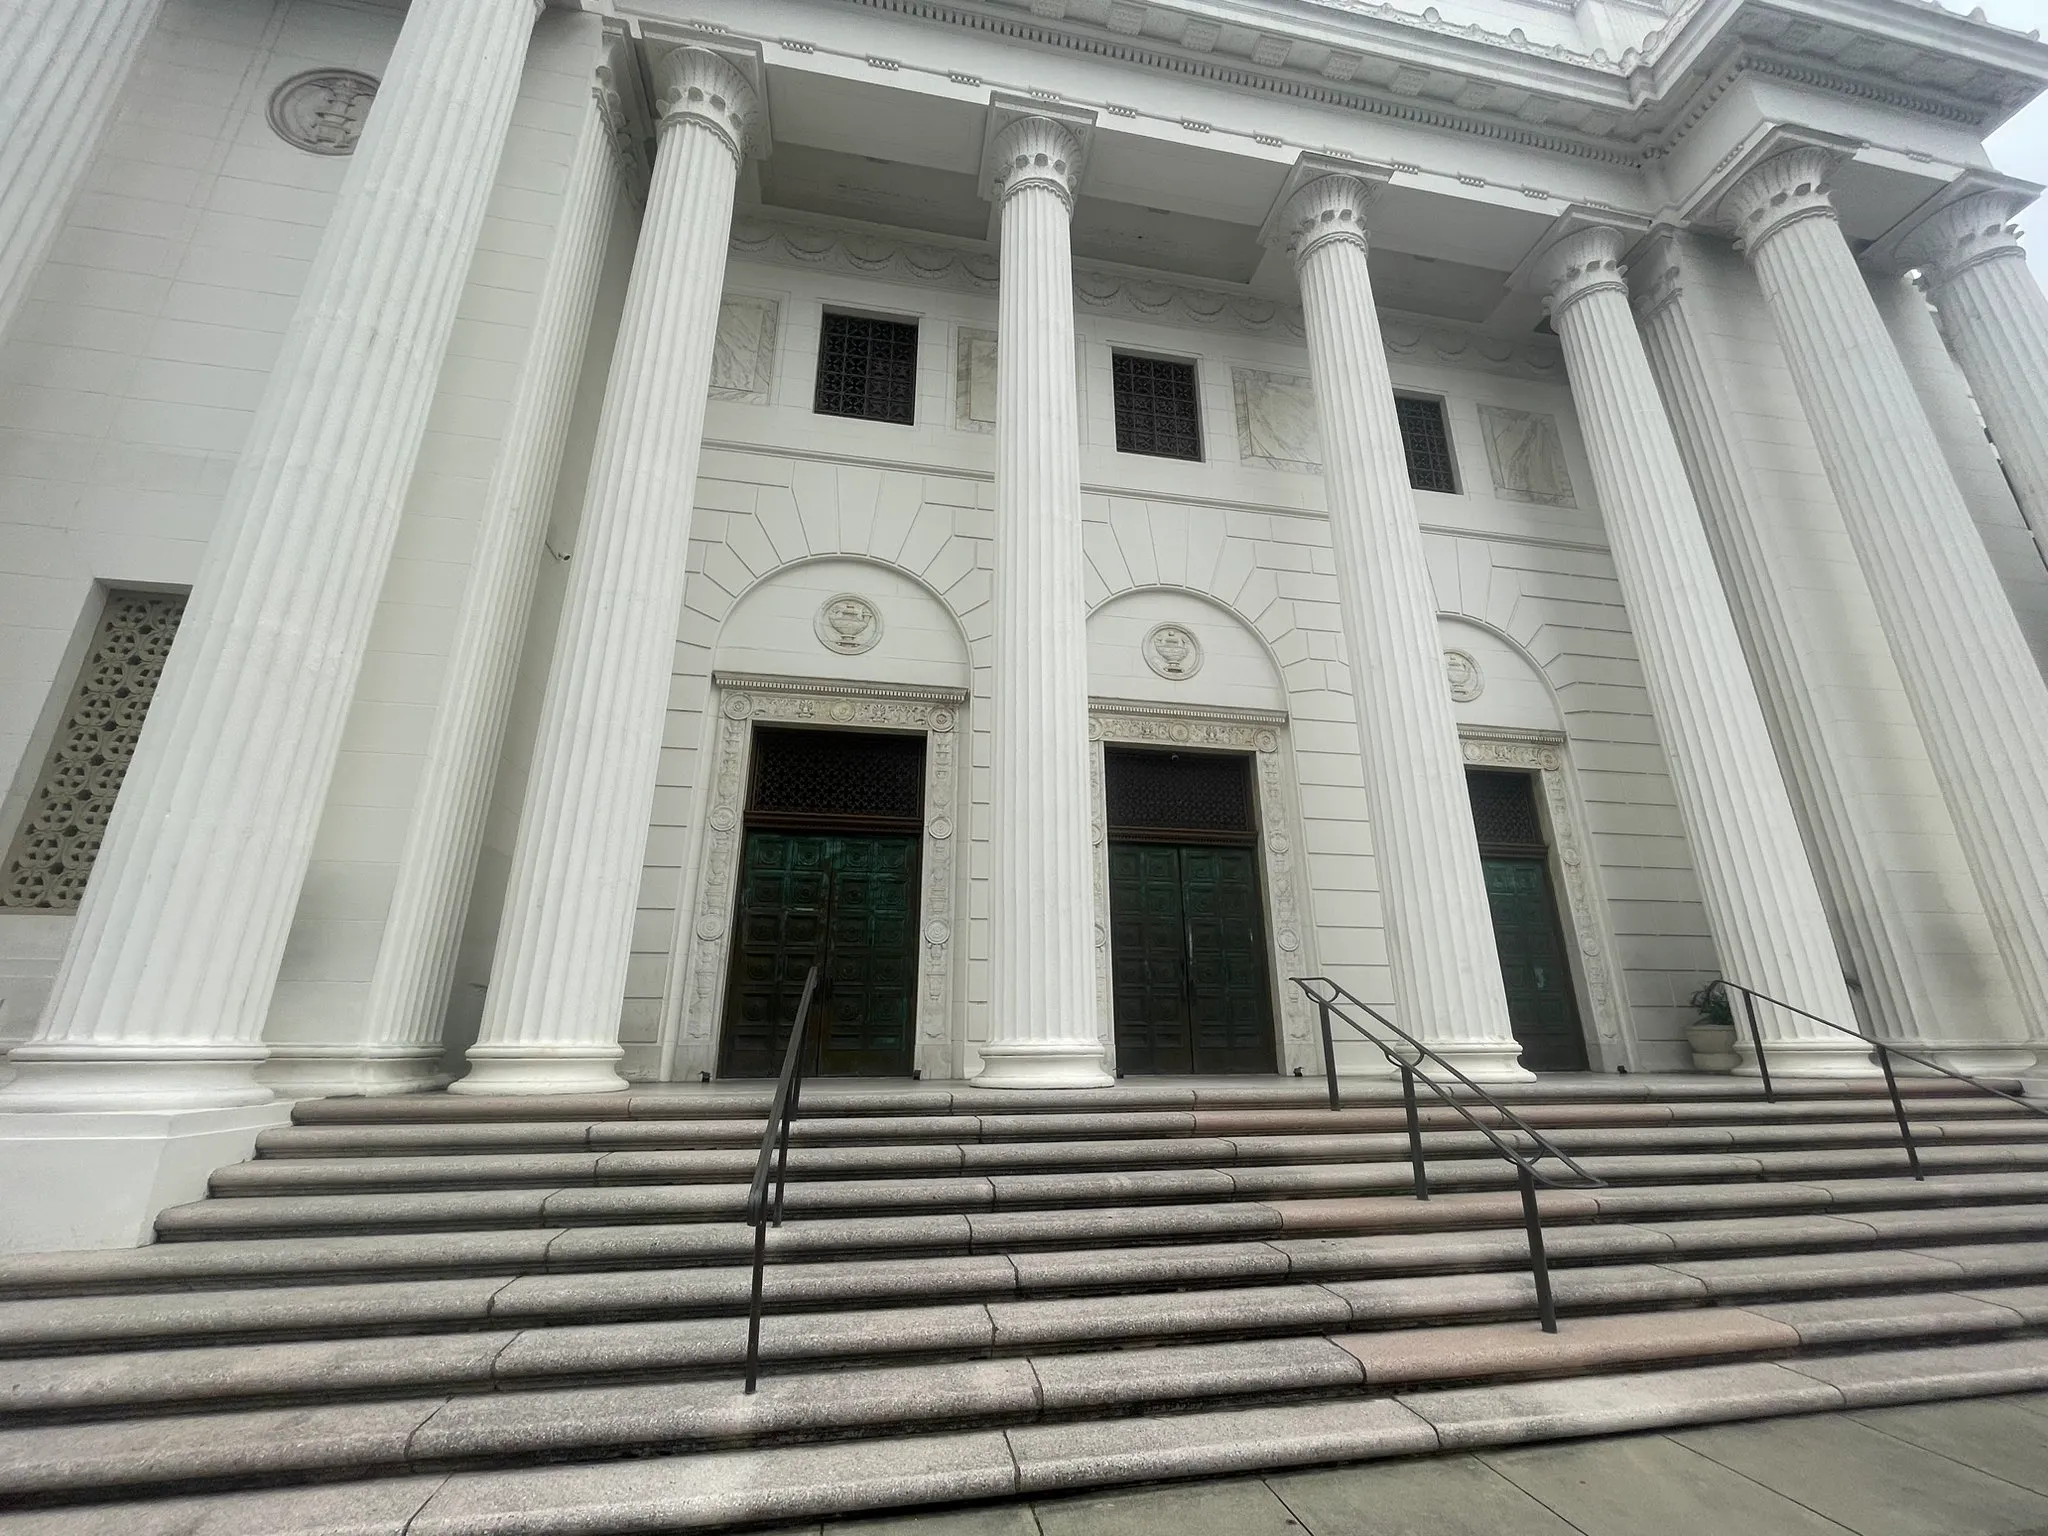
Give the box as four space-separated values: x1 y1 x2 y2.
747 727 926 829
814 313 919 425
1104 748 1255 840
2 590 186 910
1466 768 1546 853
1396 395 1458 494
1112 354 1203 460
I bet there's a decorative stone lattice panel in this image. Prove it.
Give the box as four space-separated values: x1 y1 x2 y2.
2 591 186 911
673 676 964 1080
1460 729 1625 1056
1088 703 1319 1074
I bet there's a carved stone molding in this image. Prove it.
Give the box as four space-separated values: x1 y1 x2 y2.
1459 729 1626 1056
267 70 377 155
1087 706 1318 1073
670 681 962 1079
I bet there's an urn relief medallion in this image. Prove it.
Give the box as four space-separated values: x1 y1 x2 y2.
815 595 882 655
268 70 379 155
1143 623 1203 680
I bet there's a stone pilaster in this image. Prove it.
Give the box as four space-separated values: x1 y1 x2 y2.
1907 190 2048 538
1726 147 2048 1046
1535 226 1863 1073
973 113 1113 1088
1272 171 1527 1080
1634 236 2032 1074
0 0 167 346
1 0 540 1112
348 73 624 1093
455 46 760 1095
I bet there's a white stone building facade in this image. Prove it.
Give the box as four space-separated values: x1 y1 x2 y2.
5 0 2048 1245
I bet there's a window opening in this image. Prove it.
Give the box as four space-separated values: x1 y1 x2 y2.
814 313 919 425
1112 354 1203 460
1396 395 1458 493
747 726 925 830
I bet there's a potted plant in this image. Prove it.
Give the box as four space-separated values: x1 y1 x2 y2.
1684 981 1741 1072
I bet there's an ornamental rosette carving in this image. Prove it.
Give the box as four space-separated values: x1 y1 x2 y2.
649 46 763 166
1720 147 1847 255
1903 189 2034 289
1533 225 1631 323
991 115 1085 209
1273 174 1379 265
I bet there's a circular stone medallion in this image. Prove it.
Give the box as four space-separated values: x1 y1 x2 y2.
268 70 378 155
1143 623 1203 681
815 594 882 654
1444 648 1485 702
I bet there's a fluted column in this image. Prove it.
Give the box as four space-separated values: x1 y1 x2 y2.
0 0 167 346
1 0 540 1112
1635 237 2033 1073
353 72 624 1089
1908 191 2048 535
1272 172 1527 1080
1536 227 1863 1073
456 47 759 1095
1727 147 2048 1040
974 113 1112 1088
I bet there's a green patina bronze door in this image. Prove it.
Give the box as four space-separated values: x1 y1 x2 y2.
1106 748 1277 1075
718 728 924 1078
1467 768 1588 1073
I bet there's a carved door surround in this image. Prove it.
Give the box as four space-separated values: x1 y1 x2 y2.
662 672 965 1083
1458 726 1629 1069
1088 699 1320 1077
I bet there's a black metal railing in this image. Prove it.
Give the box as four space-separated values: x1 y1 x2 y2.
1292 976 1605 1332
1712 978 2048 1182
741 962 822 1394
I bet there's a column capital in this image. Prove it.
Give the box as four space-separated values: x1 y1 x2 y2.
1531 223 1632 324
1903 187 2035 287
1721 145 1849 257
990 113 1085 210
1627 230 1691 326
592 32 649 205
647 45 762 166
1268 172 1380 266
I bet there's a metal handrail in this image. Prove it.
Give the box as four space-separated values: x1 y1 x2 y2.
1292 975 1604 1332
1712 977 2048 1183
741 961 822 1394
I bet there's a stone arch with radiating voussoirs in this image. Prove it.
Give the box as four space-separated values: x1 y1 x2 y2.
657 549 985 1083
1085 584 1304 703
1437 610 1634 1069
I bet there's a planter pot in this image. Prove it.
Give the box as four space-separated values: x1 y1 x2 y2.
1685 1019 1741 1073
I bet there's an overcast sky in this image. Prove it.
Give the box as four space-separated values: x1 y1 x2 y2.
1975 0 2048 284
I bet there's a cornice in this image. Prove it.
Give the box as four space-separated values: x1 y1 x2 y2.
726 208 1569 379
712 670 970 704
818 0 2048 170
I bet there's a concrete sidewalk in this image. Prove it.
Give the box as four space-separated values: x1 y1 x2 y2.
788 1392 2048 1535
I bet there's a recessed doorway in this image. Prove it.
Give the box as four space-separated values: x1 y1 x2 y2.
1467 766 1589 1072
1105 747 1278 1075
718 727 924 1078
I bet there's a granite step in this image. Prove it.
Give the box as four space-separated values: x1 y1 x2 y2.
3 1244 2044 1423
5 1323 2047 1519
247 1095 2036 1157
152 1141 2048 1239
8 1172 2048 1299
204 1118 2048 1195
8 1205 2048 1359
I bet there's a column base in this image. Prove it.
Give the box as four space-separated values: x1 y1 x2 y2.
0 1043 273 1111
1421 1038 1537 1085
970 1039 1115 1090
450 1044 629 1096
258 1045 448 1099
1733 1035 1882 1079
1883 1043 2039 1078
0 1101 294 1253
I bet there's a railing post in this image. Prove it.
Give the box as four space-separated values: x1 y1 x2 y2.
743 1214 768 1394
1319 1000 1340 1111
1519 1162 1557 1334
1875 1042 1924 1181
1739 985 1775 1103
1400 1062 1429 1201
771 1073 802 1227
